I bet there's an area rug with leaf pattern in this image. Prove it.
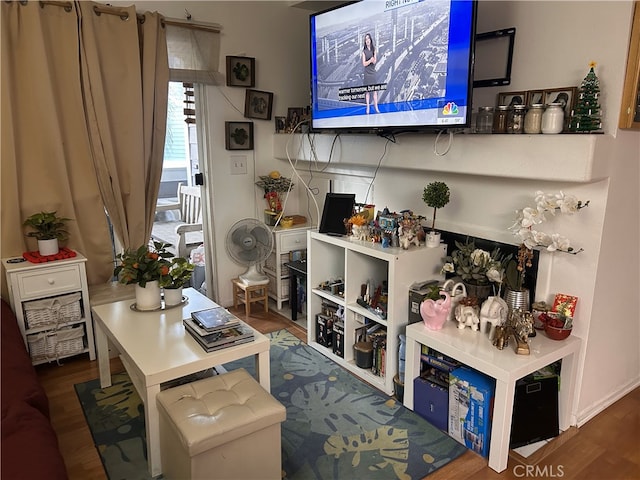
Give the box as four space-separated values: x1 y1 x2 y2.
74 329 466 480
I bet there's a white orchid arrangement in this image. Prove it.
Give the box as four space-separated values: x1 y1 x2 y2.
509 191 589 252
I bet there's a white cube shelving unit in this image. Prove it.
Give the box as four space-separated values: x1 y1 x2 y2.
306 230 445 395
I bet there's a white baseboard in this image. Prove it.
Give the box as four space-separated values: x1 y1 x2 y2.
577 377 640 426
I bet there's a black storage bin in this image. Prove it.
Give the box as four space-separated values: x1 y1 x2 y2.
510 374 559 448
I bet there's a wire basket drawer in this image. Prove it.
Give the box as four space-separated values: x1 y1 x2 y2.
23 292 82 329
266 273 289 298
27 324 85 363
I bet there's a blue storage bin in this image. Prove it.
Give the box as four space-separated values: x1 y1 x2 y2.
414 376 449 431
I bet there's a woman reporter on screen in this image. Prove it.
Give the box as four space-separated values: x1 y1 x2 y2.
362 33 380 114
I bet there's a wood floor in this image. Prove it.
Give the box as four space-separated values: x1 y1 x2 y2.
36 305 640 480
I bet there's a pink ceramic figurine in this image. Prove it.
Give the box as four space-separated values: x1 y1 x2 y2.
420 291 451 330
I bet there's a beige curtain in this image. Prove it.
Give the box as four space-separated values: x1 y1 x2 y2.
1 1 168 290
79 3 168 249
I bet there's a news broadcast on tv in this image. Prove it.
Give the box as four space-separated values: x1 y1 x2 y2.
310 0 476 132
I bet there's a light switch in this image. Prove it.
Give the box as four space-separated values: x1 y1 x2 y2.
230 155 247 175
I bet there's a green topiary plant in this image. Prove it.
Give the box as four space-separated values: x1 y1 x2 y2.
23 211 71 241
422 181 450 231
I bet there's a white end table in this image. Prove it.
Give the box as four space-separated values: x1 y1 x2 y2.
403 320 581 473
91 288 270 477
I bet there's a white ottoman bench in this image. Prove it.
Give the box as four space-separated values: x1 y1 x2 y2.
156 368 286 480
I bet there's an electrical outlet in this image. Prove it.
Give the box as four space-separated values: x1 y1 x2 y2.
230 155 247 175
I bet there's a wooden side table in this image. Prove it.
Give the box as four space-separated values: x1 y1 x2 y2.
232 278 269 316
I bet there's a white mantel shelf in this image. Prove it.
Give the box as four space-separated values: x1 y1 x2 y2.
273 133 613 183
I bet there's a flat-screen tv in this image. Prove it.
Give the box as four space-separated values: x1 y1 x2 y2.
310 0 477 134
319 193 356 236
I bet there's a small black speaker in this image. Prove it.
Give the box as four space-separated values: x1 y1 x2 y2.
510 375 560 448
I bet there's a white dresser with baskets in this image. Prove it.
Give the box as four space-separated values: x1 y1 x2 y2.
3 253 96 365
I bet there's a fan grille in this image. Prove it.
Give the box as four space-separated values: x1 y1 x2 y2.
226 218 273 266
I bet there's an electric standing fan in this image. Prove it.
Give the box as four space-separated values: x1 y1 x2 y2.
226 218 274 286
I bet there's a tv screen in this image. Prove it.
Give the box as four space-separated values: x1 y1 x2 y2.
310 0 477 133
319 193 356 236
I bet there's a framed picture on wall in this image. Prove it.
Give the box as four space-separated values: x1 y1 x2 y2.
526 90 544 106
226 56 255 87
244 89 273 121
286 107 304 132
225 121 254 150
275 116 286 133
543 87 577 119
619 2 640 129
497 91 526 107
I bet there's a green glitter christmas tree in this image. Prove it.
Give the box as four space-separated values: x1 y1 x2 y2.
568 62 602 132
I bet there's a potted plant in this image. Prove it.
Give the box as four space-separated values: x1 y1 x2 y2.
502 244 533 312
160 256 195 306
422 181 450 247
255 171 293 217
419 284 451 330
113 241 172 311
23 211 71 256
441 239 511 305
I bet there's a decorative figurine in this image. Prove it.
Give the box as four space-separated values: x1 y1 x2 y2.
510 309 534 355
398 222 420 249
420 291 451 331
479 296 509 339
493 325 509 350
442 279 467 322
455 297 480 331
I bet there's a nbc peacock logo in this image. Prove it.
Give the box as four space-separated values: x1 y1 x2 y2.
442 102 459 115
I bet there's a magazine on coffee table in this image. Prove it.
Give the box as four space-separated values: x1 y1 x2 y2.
191 307 240 332
183 317 254 351
185 326 255 352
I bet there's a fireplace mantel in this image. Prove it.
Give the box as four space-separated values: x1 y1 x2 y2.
273 133 613 183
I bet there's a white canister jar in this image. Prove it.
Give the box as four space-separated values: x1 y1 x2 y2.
541 103 565 134
524 104 545 134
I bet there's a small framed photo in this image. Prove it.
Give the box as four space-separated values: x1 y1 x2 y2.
244 89 273 120
275 116 286 133
225 121 254 150
526 90 544 106
497 91 527 107
226 56 255 87
287 107 304 133
543 87 577 119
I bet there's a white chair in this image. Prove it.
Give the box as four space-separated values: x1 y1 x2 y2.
152 183 203 258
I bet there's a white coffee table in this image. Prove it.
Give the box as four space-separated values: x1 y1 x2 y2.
91 288 270 477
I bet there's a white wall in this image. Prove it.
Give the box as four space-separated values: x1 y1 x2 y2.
128 1 639 424
275 0 640 425
128 1 312 303
473 1 632 135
